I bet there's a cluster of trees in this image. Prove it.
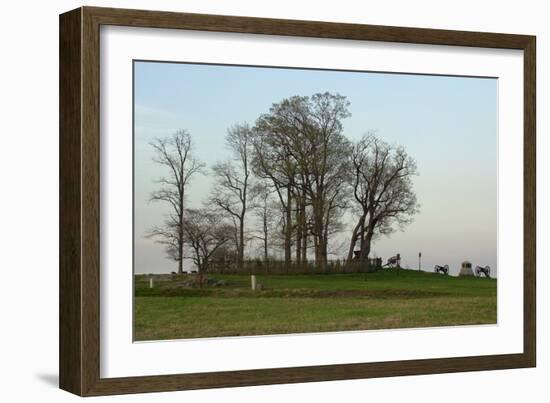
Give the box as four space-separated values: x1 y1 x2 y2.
147 92 419 277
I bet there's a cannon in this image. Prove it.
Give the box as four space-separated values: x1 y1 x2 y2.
475 265 491 278
384 254 401 268
434 264 449 275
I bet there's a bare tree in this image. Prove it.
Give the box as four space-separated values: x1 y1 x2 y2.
147 130 205 273
347 134 419 263
181 208 233 287
210 123 255 270
250 183 279 262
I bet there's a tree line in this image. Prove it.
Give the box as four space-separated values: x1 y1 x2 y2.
147 92 419 277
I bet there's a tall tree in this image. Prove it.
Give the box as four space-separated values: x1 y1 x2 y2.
147 130 205 273
254 92 352 267
210 123 254 270
251 126 296 267
180 208 233 287
347 134 419 263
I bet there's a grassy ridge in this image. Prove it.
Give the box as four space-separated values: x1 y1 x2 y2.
134 269 496 341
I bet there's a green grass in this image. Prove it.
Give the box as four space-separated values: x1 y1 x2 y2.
134 269 496 341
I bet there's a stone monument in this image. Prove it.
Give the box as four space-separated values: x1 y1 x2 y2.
459 261 474 276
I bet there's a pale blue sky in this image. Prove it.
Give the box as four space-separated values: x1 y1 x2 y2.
134 61 497 276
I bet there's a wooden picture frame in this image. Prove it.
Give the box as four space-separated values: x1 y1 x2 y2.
59 6 536 396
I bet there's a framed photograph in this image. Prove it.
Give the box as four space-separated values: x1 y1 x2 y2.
59 6 536 396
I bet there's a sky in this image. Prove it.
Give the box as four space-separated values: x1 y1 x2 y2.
133 60 497 276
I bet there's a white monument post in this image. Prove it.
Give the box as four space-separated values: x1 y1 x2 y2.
149 277 154 289
251 275 257 291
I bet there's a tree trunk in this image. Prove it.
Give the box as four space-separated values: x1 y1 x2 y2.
263 215 268 262
238 216 244 270
177 228 183 274
295 197 302 265
301 223 307 263
359 221 364 253
346 221 361 263
359 229 375 262
198 267 204 288
313 234 320 265
177 220 184 274
178 170 185 274
284 186 292 269
347 214 367 263
312 201 326 267
320 238 328 268
322 231 328 266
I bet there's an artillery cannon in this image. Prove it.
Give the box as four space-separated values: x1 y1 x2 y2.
475 265 491 278
434 264 449 275
384 254 401 268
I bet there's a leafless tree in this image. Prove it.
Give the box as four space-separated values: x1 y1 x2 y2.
347 134 419 263
210 123 255 270
181 208 233 287
250 183 279 262
147 130 205 273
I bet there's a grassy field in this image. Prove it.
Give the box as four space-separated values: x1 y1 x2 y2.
134 269 496 341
